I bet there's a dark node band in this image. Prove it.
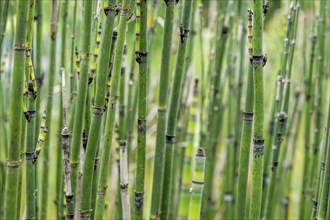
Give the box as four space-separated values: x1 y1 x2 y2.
92 106 104 116
80 209 92 218
14 43 26 51
253 139 264 156
138 119 147 133
196 147 205 157
192 180 204 185
134 191 144 209
243 111 254 121
180 24 190 43
166 135 175 144
6 160 21 168
104 3 117 16
26 152 35 161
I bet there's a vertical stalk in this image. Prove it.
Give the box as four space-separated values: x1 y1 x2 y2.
57 1 68 218
299 34 317 220
235 9 254 220
25 0 36 219
93 0 131 218
249 0 266 219
150 0 175 218
60 68 74 220
161 0 193 218
4 0 29 219
79 0 117 218
40 1 58 219
69 0 93 206
178 80 198 219
135 0 148 218
187 148 206 220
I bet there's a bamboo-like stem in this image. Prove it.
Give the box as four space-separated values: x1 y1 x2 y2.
299 34 317 220
150 0 176 218
56 1 68 218
187 147 206 220
203 2 230 217
0 0 9 53
135 0 148 218
120 140 131 219
310 2 326 217
264 2 299 218
93 0 131 218
25 0 36 218
3 0 29 219
39 1 58 218
79 0 117 218
69 0 78 104
249 0 265 218
178 80 198 219
34 0 43 154
69 0 93 208
118 44 131 219
235 8 254 220
319 92 330 220
60 68 74 220
161 0 193 218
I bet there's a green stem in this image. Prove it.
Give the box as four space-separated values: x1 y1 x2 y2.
235 10 254 220
69 0 93 208
93 0 131 218
79 0 117 218
3 0 29 218
187 148 206 220
40 1 58 219
249 0 265 219
161 0 193 219
150 0 175 218
135 0 148 218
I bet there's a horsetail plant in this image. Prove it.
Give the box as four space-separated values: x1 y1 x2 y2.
235 8 254 220
79 0 117 218
39 1 58 218
56 1 69 218
150 0 176 218
25 0 37 219
135 0 148 218
187 147 206 220
93 0 131 218
69 0 93 210
60 68 74 220
249 0 267 218
3 1 29 219
161 0 193 218
178 79 198 219
118 45 131 219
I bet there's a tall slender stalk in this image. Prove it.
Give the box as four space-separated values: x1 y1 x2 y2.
150 1 176 218
161 0 193 218
178 80 198 219
79 0 117 218
187 147 206 220
25 0 36 219
56 1 68 218
69 0 94 213
4 1 29 219
319 91 330 220
135 0 148 218
93 0 131 218
310 1 326 217
39 1 58 219
249 0 266 218
60 68 74 220
299 33 317 220
235 9 254 220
